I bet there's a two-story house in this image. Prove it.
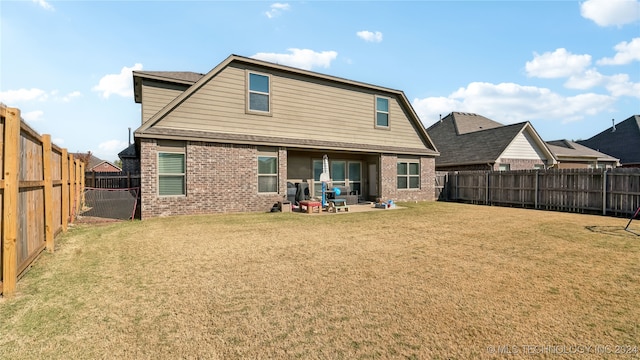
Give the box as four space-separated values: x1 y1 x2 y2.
127 54 439 218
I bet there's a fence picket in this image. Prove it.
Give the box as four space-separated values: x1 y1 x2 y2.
440 168 640 217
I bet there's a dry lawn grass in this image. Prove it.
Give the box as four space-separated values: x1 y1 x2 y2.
1 202 639 359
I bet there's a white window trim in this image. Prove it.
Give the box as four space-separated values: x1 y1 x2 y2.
375 95 390 129
397 160 420 190
157 150 186 197
246 70 272 115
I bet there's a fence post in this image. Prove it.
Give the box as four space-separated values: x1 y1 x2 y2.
80 162 85 208
75 160 83 217
42 135 54 252
534 170 539 209
444 172 449 200
485 171 490 205
602 169 607 216
61 149 69 231
2 107 20 297
68 155 75 223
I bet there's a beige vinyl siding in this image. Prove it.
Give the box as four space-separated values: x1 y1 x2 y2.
141 80 190 124
500 131 548 160
154 65 428 149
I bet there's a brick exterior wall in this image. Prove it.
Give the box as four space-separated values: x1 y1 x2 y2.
379 154 435 202
140 139 287 219
495 158 546 171
91 162 121 172
140 138 436 218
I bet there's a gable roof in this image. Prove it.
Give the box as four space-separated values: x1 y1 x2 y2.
133 54 438 156
427 112 555 166
133 71 205 103
577 115 640 165
450 112 504 135
71 152 122 172
546 139 619 163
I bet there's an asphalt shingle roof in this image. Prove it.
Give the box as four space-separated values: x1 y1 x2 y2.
577 115 640 165
133 71 204 84
427 112 527 166
546 139 618 162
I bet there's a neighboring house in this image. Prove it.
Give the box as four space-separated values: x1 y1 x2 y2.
129 54 439 218
426 112 556 171
545 139 619 169
72 152 122 172
118 143 139 173
577 115 640 167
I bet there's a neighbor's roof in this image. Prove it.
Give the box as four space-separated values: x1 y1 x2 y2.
426 112 553 166
70 152 122 171
577 115 640 165
546 139 619 163
449 112 505 135
70 152 103 169
118 143 137 158
133 54 439 155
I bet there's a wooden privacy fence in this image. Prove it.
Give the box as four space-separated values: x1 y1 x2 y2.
438 168 640 217
85 171 140 189
1 106 84 297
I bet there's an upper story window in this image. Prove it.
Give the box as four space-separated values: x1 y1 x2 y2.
375 96 389 128
248 72 270 114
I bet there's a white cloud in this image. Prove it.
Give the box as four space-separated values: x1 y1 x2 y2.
580 0 640 27
597 37 640 65
356 30 383 43
93 63 143 99
605 73 640 98
413 82 615 127
564 69 607 89
52 138 64 145
95 139 129 162
62 91 82 102
265 3 290 18
0 88 48 103
563 68 640 98
32 0 54 11
525 48 592 78
99 139 129 153
22 110 44 122
251 49 338 70
412 97 463 124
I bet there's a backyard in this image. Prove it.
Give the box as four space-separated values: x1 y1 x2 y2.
0 202 638 359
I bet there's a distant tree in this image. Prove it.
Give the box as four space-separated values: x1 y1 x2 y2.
114 159 123 168
75 151 92 166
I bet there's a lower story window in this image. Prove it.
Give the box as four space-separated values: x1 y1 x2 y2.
258 155 278 193
397 161 420 189
158 152 185 196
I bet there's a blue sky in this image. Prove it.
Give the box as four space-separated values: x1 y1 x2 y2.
1 0 639 163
